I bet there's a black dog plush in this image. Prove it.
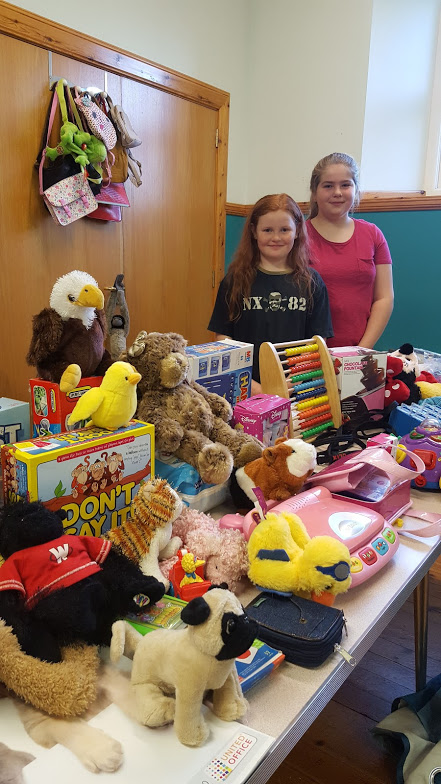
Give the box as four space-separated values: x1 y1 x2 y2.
0 501 165 663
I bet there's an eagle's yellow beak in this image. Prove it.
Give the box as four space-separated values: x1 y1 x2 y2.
75 284 104 310
128 372 142 386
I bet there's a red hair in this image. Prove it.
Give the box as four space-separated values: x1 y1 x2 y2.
226 194 312 320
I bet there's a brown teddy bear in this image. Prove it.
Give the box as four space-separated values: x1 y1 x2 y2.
127 331 262 484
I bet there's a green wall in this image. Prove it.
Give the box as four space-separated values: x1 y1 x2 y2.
225 210 441 353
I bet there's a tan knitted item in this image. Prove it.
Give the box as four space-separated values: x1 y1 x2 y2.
104 478 182 564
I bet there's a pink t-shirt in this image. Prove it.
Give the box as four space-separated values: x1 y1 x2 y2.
306 219 392 348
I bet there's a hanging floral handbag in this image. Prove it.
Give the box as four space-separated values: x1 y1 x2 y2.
40 170 98 226
75 88 117 151
39 84 97 226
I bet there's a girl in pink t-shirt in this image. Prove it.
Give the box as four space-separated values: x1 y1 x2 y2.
306 152 394 349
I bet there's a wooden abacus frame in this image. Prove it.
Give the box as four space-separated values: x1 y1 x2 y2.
259 335 341 441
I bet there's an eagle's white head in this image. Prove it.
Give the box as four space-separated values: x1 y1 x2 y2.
49 270 104 328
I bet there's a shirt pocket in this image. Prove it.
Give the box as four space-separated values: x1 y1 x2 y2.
357 256 376 281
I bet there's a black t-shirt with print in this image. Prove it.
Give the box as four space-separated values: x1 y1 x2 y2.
208 268 333 382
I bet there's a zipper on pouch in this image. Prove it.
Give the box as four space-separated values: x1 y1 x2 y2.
334 643 356 667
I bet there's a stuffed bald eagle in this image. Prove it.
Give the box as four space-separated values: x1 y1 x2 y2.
27 270 112 393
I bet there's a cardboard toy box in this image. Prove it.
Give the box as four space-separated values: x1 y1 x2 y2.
0 398 30 446
186 339 253 406
232 394 291 447
1 420 154 536
30 377 103 437
329 346 387 421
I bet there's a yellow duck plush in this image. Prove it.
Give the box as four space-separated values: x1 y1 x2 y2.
247 511 352 605
68 361 141 430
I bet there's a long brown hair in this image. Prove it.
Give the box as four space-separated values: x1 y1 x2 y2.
226 193 312 321
309 152 360 219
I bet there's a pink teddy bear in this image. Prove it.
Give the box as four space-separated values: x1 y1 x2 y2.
160 508 249 593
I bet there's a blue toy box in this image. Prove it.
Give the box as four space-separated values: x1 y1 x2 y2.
186 339 253 407
0 398 30 446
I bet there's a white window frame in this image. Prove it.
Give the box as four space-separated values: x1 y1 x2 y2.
424 10 441 194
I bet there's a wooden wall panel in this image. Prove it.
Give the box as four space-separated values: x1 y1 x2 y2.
121 76 218 346
0 4 228 405
0 38 122 402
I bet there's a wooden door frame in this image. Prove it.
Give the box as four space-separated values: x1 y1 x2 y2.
0 0 229 295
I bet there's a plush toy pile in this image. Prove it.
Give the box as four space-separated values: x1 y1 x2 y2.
0 501 165 663
126 330 263 484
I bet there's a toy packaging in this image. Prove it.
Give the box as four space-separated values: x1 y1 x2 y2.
1 420 154 536
329 346 388 420
0 398 30 446
186 338 253 406
232 394 291 447
155 453 229 512
235 639 285 693
127 595 187 635
30 377 102 436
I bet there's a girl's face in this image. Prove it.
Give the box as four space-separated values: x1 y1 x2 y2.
314 164 356 220
254 210 297 268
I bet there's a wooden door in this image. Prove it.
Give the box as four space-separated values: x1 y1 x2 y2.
121 76 218 345
0 5 228 404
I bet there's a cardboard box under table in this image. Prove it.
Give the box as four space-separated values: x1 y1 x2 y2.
1 420 154 536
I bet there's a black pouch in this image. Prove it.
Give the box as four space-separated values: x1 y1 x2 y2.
245 593 348 668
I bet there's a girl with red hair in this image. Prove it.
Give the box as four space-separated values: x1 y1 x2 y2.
208 193 333 393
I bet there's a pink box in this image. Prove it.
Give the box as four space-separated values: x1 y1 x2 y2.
232 394 291 447
366 433 398 456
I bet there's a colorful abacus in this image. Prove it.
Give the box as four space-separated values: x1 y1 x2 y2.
259 335 341 441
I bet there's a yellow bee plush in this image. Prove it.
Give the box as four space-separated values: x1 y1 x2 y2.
247 511 352 605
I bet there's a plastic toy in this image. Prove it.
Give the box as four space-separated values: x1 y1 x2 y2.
126 331 262 485
68 361 141 430
110 587 258 746
169 549 211 601
397 417 441 490
103 477 183 590
180 552 205 586
229 438 317 512
26 270 112 393
247 510 351 604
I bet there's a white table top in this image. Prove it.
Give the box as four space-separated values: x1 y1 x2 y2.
1 491 440 784
230 488 441 783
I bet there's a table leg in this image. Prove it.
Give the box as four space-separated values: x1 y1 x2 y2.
414 573 429 691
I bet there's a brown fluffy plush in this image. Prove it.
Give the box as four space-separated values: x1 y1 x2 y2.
126 331 262 485
0 620 99 718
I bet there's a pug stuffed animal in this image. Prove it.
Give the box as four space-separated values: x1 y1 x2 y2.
110 586 258 746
